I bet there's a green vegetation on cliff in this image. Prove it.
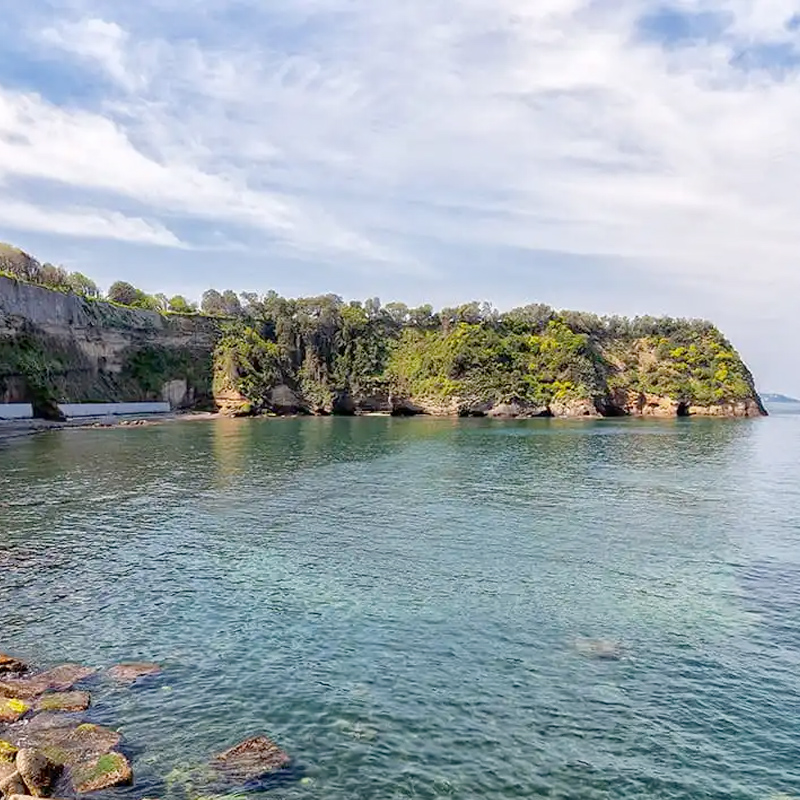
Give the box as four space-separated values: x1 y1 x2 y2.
213 296 762 416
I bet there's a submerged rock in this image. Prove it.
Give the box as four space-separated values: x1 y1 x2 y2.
574 638 624 660
34 693 90 714
0 699 30 724
70 752 132 793
0 657 28 677
0 666 95 700
16 749 57 797
211 736 291 782
107 663 161 684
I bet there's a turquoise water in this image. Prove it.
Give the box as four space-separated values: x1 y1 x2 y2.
2 411 800 799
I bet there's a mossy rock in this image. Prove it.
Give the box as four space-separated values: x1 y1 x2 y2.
0 739 18 762
71 751 132 793
36 692 91 713
0 697 30 723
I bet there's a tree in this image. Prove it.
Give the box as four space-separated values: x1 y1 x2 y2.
201 289 227 315
222 290 242 316
0 243 42 282
38 263 70 289
67 272 99 298
107 281 140 306
168 295 196 313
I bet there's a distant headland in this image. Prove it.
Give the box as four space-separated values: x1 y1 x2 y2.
0 242 766 420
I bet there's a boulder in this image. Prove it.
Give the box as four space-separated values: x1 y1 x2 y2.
0 666 95 700
35 694 90 714
0 657 28 677
70 752 132 793
106 663 161 684
0 770 27 797
211 736 291 782
0 699 30 724
10 723 121 769
16 749 56 797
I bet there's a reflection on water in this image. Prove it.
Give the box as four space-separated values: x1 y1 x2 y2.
1 415 800 800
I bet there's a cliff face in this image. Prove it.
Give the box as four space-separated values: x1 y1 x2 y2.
0 276 220 412
214 312 766 419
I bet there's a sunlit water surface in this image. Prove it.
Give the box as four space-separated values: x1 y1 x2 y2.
2 409 800 800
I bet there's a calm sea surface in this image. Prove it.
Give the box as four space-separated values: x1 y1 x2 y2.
2 407 800 800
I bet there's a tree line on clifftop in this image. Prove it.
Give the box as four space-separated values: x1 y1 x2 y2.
0 242 758 410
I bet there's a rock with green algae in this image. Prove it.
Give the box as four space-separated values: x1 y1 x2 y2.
0 740 18 763
35 692 90 713
107 662 162 684
0 666 96 700
6 721 122 771
0 698 30 724
0 740 19 762
70 751 132 793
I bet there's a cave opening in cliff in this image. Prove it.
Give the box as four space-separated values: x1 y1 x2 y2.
676 402 691 417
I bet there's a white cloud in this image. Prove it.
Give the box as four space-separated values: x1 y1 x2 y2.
4 1 800 313
40 18 136 90
0 198 181 246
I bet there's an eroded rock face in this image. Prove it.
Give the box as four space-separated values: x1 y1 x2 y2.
35 693 90 714
70 752 132 793
0 666 95 700
106 663 161 684
16 749 57 797
211 736 291 782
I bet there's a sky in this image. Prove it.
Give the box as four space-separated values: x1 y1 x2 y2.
0 0 798 395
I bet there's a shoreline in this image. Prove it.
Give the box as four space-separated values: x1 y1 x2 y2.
0 411 224 445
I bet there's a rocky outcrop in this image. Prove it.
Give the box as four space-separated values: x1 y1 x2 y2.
0 276 219 412
35 693 90 714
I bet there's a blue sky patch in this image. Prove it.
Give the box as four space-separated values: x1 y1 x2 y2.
636 5 733 46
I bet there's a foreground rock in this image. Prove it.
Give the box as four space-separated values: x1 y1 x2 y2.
0 770 27 797
16 749 57 797
0 666 96 700
211 736 291 782
34 693 90 714
106 663 161 684
0 657 28 677
5 721 129 795
70 752 132 793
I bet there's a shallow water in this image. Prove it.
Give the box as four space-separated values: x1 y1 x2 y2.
2 411 800 799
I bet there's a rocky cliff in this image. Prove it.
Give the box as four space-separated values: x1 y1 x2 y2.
0 276 765 419
0 276 219 415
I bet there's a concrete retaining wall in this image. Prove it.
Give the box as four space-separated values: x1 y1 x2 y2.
0 403 34 419
57 402 171 418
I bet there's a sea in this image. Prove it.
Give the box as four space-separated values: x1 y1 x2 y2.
2 404 799 799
